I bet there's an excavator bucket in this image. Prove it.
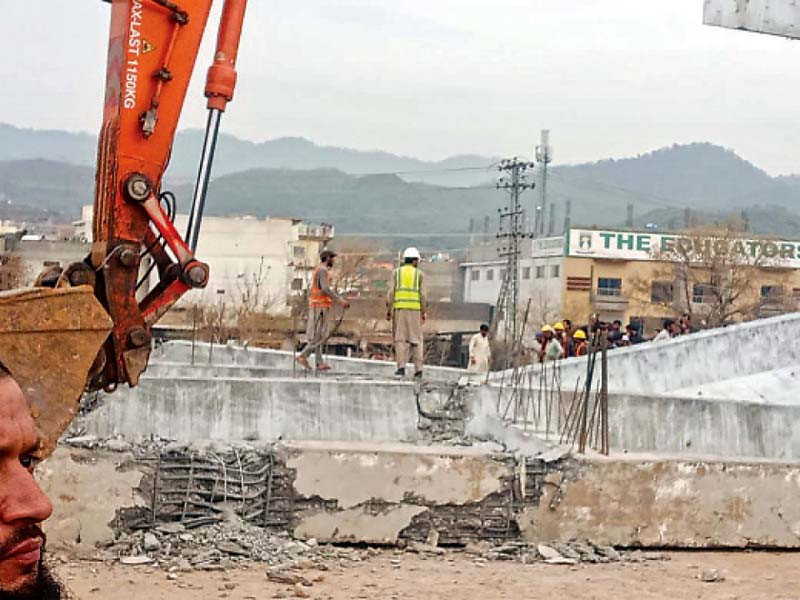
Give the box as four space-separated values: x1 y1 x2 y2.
0 286 112 458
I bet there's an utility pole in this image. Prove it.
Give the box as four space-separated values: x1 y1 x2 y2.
626 203 634 228
563 198 572 233
534 130 553 237
495 158 535 353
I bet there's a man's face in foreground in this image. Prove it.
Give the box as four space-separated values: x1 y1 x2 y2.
0 376 62 599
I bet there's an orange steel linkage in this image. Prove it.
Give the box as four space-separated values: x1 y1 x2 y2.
91 0 247 390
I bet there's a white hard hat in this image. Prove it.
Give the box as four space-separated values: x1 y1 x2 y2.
403 247 421 260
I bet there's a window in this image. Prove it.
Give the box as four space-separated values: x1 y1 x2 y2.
291 278 304 291
471 269 480 282
522 267 531 280
651 281 674 304
499 268 507 280
550 265 560 278
535 266 545 279
486 269 494 281
761 285 783 299
692 283 714 304
597 278 622 297
293 246 306 258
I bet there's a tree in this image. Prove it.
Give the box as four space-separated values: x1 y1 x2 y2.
630 223 792 328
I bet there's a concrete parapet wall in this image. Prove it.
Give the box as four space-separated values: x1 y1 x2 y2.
151 341 465 382
82 377 424 443
607 393 800 460
493 313 800 397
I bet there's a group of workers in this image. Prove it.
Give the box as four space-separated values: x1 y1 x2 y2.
297 247 701 377
296 247 427 379
534 312 698 362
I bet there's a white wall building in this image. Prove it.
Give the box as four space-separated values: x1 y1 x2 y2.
461 237 565 325
164 215 333 315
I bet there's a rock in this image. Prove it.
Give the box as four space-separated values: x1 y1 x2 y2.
143 533 161 552
425 529 440 548
105 439 132 452
700 569 725 583
166 573 178 581
120 556 153 565
642 552 669 561
536 545 564 561
293 583 311 598
156 523 186 535
595 545 622 562
267 571 301 585
464 542 490 556
217 542 249 557
545 556 578 565
552 543 582 561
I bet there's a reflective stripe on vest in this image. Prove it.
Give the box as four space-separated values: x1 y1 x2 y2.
309 265 333 308
393 265 421 311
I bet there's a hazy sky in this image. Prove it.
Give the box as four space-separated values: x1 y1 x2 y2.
4 1 800 174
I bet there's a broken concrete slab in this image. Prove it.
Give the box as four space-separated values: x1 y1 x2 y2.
520 456 800 548
285 441 511 508
294 505 428 545
38 447 146 547
41 440 800 549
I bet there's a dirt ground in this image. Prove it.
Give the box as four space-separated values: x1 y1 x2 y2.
60 550 800 600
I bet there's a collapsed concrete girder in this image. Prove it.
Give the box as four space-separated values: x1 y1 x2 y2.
40 442 800 550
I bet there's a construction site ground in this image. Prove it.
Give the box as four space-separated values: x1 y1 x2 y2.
61 550 799 599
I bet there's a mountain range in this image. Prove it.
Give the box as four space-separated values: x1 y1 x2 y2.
1 122 799 243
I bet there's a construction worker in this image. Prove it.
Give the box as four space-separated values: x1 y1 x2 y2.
554 321 568 358
468 323 492 378
573 329 589 357
538 325 556 363
297 250 350 371
387 247 426 378
543 325 564 362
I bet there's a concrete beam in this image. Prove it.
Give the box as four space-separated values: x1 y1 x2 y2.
493 313 800 397
81 377 424 443
522 456 800 548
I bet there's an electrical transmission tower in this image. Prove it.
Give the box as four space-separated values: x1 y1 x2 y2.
495 157 535 351
534 130 553 237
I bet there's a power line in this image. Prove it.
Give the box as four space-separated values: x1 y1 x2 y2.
348 163 499 177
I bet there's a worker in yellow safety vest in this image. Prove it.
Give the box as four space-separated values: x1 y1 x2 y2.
297 249 350 371
387 247 427 379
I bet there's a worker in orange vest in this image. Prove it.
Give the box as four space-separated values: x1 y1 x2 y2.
296 250 350 371
573 329 588 357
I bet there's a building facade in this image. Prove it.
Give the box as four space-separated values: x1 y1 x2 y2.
161 215 334 315
562 228 800 332
462 228 800 334
461 237 565 326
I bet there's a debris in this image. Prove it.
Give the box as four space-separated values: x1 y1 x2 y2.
143 533 161 552
700 569 725 583
120 556 153 565
293 583 311 598
536 545 563 561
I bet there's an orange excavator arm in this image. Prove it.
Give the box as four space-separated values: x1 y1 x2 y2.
85 0 247 390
